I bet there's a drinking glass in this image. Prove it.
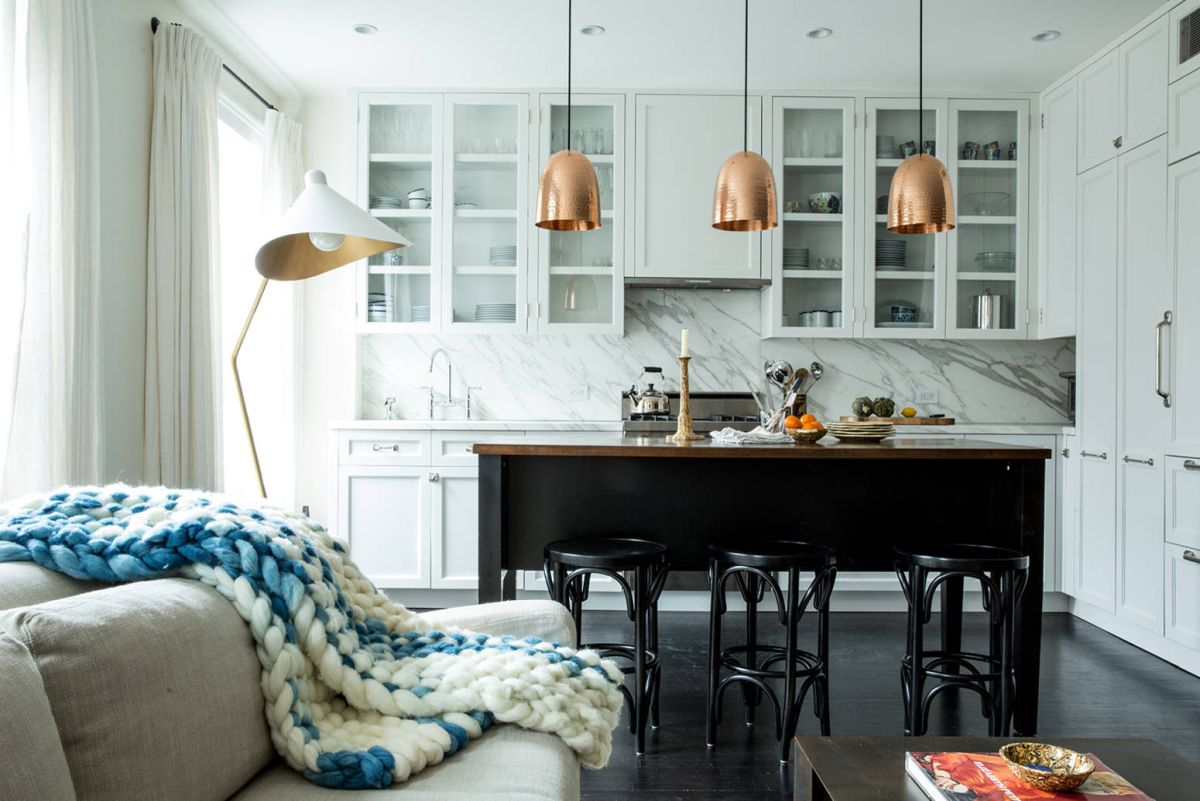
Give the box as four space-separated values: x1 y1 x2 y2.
800 130 813 157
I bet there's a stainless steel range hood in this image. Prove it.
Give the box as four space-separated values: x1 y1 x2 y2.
624 276 770 290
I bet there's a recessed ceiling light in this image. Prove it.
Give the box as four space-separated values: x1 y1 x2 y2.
1032 30 1061 42
806 27 833 40
353 23 378 35
580 24 605 36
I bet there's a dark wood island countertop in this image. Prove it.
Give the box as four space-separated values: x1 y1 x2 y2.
473 435 1051 460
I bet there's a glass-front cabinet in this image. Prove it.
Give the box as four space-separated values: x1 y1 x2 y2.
946 99 1029 338
356 94 442 330
767 97 856 337
864 97 949 338
442 94 530 332
535 93 624 333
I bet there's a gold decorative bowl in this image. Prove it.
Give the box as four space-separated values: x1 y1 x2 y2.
999 743 1094 792
786 428 826 444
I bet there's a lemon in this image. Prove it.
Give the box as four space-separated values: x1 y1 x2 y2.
901 406 917 418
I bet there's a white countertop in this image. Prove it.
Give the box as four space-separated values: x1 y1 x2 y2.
331 419 1070 435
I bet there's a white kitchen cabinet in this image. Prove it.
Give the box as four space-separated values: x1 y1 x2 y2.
1168 68 1200 164
632 94 763 281
1073 160 1120 612
1169 156 1200 455
1078 51 1121 173
1115 136 1169 633
1060 434 1080 597
534 93 625 334
430 467 480 589
1037 79 1078 338
1168 0 1200 83
1165 543 1200 650
338 466 431 589
1165 456 1200 549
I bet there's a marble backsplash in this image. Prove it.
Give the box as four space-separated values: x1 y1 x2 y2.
360 289 1074 424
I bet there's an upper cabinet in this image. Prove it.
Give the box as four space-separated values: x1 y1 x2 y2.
766 97 857 337
1038 79 1079 339
863 98 949 338
946 99 1030 338
534 93 625 334
632 94 763 282
1078 17 1168 172
1168 0 1200 83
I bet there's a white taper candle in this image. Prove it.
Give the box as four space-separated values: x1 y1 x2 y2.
681 329 689 358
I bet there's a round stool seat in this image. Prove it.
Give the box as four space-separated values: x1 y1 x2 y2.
895 543 1029 572
545 537 667 570
711 540 835 571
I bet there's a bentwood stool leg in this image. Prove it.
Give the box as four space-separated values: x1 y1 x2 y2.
706 559 722 748
779 566 799 763
906 563 927 737
816 569 833 737
742 572 761 725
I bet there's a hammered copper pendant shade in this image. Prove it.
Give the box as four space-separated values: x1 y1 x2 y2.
713 151 778 231
887 154 956 234
536 150 601 231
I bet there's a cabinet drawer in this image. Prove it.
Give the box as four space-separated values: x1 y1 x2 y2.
338 431 431 466
1165 456 1200 549
432 431 524 465
1169 68 1200 163
1165 543 1200 651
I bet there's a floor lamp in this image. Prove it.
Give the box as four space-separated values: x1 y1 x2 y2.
240 169 410 497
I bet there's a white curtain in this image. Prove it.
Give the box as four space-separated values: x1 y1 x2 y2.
144 24 223 490
0 0 103 498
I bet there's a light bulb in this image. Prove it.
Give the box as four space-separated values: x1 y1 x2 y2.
309 232 345 252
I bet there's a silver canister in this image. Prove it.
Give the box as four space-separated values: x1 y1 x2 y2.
810 310 832 327
972 290 1005 329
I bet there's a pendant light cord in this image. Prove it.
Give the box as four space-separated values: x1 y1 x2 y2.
918 0 923 149
567 0 572 146
743 0 749 153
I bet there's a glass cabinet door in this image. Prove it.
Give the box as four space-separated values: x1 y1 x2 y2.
769 97 855 337
442 94 529 332
947 99 1029 337
535 93 624 333
864 97 949 338
357 94 442 330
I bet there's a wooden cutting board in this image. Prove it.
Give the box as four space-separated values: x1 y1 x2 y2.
838 416 955 425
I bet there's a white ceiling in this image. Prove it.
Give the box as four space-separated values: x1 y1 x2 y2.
183 0 1167 100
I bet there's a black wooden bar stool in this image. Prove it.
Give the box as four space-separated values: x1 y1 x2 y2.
543 538 670 754
706 541 837 762
894 544 1029 737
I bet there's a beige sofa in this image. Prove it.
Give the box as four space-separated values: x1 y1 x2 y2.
0 563 582 801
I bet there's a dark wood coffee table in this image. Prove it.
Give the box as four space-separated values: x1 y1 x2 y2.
793 736 1199 800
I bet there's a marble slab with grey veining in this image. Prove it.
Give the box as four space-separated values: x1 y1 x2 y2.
360 288 1074 426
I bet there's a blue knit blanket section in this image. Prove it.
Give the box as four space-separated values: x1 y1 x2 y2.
0 486 625 788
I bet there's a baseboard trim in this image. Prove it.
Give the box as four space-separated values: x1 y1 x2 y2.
1068 598 1200 677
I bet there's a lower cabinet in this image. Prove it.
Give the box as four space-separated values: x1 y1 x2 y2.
1059 434 1079 597
338 466 431 589
430 467 480 589
1165 543 1200 650
1116 457 1165 632
1075 450 1117 612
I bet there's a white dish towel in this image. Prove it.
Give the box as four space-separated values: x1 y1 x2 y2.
709 426 794 445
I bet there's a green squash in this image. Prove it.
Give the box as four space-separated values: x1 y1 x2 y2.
851 396 875 417
873 397 896 418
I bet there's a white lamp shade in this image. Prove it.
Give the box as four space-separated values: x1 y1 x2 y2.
255 169 411 281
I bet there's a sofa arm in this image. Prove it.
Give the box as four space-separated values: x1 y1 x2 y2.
421 600 576 648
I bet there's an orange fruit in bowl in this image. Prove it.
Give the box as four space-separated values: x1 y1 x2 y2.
801 421 819 430
800 413 817 425
784 415 803 430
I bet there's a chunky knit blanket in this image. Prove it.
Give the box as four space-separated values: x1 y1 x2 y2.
0 485 624 789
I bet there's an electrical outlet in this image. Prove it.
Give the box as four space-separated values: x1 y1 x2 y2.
915 387 939 404
566 385 589 402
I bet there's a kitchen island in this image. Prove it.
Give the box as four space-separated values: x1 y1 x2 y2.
474 435 1050 733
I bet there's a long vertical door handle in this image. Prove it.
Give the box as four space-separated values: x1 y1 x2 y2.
1155 311 1172 408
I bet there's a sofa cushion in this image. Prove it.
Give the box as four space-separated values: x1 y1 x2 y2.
420 599 577 647
0 578 273 801
0 631 77 801
230 725 580 801
0 562 105 610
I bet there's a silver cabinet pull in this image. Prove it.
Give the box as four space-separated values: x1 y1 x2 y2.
428 472 440 482
1081 450 1108 460
372 443 399 452
1122 455 1154 466
1184 550 1200 565
1156 311 1172 408
1184 460 1200 471
1061 447 1070 458
1113 135 1123 148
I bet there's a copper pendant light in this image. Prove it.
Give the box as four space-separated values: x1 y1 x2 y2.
713 0 778 231
536 0 601 231
887 0 955 234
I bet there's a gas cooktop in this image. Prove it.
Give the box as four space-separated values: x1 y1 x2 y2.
621 392 762 435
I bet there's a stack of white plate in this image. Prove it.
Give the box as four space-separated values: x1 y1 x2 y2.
410 305 430 323
474 303 516 323
783 247 810 269
488 245 517 267
370 196 406 209
875 239 907 268
826 421 896 442
367 292 394 322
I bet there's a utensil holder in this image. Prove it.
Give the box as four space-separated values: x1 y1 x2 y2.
669 357 704 442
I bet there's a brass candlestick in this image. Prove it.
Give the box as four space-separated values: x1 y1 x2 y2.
669 356 704 442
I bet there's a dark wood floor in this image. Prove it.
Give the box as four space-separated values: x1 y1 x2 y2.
579 611 1200 800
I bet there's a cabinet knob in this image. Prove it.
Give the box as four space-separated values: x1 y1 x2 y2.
372 443 399 452
1061 447 1070 458
428 472 440 482
1113 135 1123 148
